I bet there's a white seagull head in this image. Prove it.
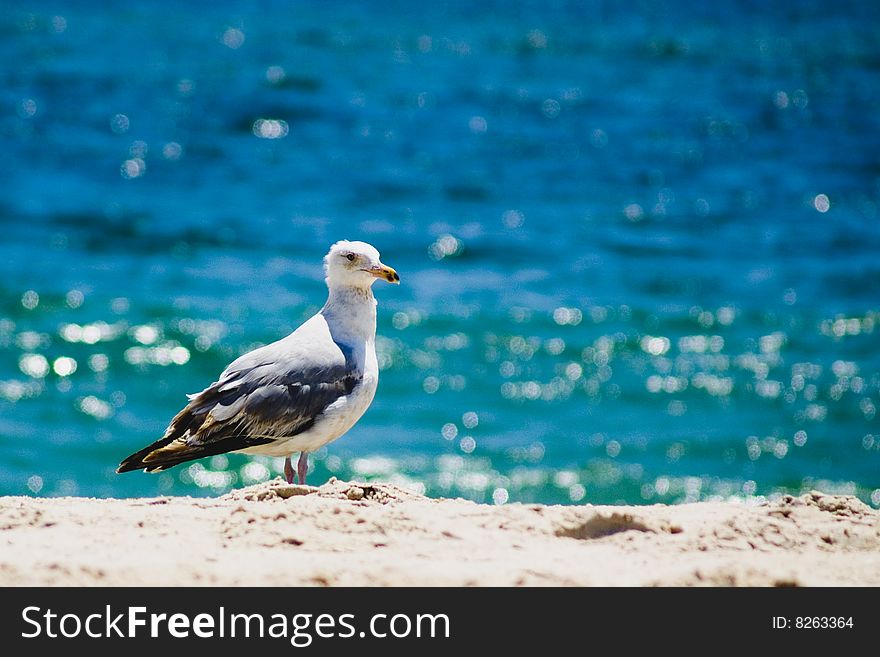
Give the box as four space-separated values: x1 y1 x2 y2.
324 240 399 290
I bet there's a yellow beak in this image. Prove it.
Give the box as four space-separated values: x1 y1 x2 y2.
366 264 400 284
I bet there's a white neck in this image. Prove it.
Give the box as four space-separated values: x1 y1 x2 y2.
321 284 377 345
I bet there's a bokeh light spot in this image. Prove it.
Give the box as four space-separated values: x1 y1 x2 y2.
221 27 245 49
110 113 130 134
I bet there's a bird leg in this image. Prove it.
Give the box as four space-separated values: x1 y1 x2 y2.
297 452 308 485
283 456 295 484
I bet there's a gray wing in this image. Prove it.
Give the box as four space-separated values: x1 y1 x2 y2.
117 315 358 473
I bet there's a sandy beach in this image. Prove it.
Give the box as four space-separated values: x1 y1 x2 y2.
1 479 878 586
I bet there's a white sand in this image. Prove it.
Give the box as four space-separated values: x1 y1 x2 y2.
1 478 878 586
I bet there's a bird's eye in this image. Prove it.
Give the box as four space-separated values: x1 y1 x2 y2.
345 253 356 262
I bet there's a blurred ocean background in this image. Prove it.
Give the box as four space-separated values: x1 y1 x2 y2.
2 1 878 506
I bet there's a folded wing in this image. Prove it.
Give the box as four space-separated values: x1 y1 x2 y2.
117 325 358 473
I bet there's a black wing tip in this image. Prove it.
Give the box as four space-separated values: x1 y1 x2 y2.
116 455 148 474
116 440 174 474
117 448 183 474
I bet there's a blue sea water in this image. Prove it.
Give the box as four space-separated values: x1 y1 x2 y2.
1 1 878 506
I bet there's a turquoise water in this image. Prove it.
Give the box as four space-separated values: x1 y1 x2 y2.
2 1 879 506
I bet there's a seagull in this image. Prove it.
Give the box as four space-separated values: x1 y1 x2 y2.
117 240 399 486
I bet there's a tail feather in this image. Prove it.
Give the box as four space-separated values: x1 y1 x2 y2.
117 405 274 474
117 435 260 473
117 376 279 475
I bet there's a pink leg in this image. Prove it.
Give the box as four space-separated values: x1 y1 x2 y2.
297 452 308 485
283 456 295 484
